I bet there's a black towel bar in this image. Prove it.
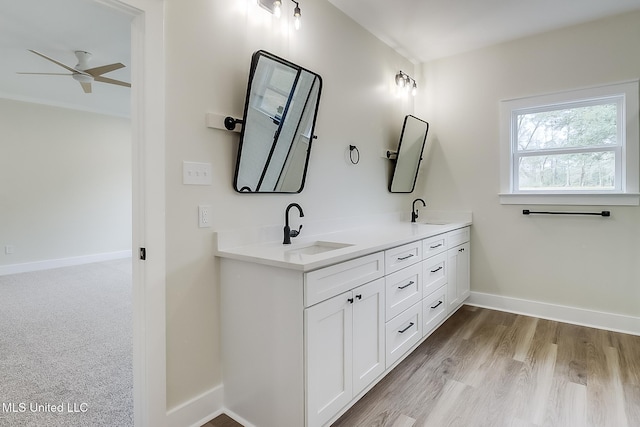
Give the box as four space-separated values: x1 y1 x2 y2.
522 209 610 217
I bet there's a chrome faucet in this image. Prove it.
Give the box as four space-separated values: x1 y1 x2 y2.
283 203 304 244
411 198 426 223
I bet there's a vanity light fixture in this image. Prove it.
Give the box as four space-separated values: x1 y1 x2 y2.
273 0 282 17
292 1 301 30
395 71 417 96
257 0 302 30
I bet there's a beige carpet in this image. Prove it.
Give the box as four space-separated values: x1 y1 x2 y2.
0 258 133 427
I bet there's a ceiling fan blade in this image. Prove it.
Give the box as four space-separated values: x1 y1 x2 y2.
94 75 131 88
80 82 92 93
85 63 125 77
28 49 82 74
16 72 74 75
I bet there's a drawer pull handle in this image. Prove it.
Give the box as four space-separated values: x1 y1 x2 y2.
430 266 443 273
429 243 443 249
459 248 465 252
398 322 414 334
356 294 362 300
348 298 354 304
398 281 414 290
397 254 415 261
431 301 443 309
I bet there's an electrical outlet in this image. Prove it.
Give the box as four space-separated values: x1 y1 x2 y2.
198 205 212 228
5 245 15 254
183 161 213 185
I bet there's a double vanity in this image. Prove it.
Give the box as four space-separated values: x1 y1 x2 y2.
215 217 471 427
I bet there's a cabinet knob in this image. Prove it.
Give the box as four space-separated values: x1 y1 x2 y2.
459 248 465 252
355 294 362 300
347 298 354 304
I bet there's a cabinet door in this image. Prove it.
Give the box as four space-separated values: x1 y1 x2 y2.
305 291 353 427
447 242 470 313
352 278 385 395
457 242 470 301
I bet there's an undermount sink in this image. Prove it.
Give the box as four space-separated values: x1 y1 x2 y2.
285 241 354 256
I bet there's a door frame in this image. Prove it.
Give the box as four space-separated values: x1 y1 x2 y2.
98 0 166 425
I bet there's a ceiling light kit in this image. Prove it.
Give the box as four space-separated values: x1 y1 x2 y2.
395 70 417 96
258 0 302 29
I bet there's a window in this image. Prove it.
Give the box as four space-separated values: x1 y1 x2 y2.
500 81 639 205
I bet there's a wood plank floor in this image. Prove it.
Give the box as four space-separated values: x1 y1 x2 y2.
201 413 243 427
202 306 640 427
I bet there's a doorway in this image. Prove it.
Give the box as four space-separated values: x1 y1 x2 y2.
0 0 166 425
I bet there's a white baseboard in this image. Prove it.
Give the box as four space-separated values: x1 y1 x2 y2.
166 384 224 427
0 250 132 276
467 291 640 336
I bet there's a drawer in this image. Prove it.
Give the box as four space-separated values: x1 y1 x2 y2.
385 301 422 368
422 234 447 258
447 227 470 247
385 241 422 274
385 263 422 321
423 252 447 296
304 252 384 307
423 285 447 337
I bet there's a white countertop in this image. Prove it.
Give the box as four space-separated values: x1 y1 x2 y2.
214 220 471 272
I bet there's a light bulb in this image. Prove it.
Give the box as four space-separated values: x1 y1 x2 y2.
294 5 301 30
411 82 417 96
273 0 281 18
395 72 405 88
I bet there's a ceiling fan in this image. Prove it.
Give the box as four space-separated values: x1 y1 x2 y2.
17 49 131 94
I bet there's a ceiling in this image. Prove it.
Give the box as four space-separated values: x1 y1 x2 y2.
2 0 640 117
328 0 640 63
0 0 131 117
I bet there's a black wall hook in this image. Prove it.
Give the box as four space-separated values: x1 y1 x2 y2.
224 116 244 131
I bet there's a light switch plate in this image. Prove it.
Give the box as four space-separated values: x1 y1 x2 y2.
183 161 212 185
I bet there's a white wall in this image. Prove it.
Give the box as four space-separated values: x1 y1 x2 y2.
0 98 131 268
164 0 416 409
416 12 640 318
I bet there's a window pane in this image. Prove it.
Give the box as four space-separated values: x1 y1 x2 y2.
517 103 617 151
259 88 287 118
518 151 615 190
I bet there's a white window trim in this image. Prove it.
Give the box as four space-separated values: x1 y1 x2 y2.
499 80 640 206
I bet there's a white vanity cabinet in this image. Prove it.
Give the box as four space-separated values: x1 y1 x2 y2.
306 278 385 427
218 224 471 427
